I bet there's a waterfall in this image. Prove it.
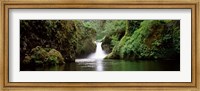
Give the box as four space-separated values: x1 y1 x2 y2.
88 42 107 59
75 41 107 71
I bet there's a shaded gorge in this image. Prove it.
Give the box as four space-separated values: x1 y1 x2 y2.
20 20 180 71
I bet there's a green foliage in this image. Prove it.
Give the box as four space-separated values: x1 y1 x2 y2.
104 20 126 36
82 20 106 40
125 20 143 36
110 35 120 46
106 20 180 60
82 20 126 41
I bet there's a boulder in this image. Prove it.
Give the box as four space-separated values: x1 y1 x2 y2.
22 46 65 65
48 49 65 64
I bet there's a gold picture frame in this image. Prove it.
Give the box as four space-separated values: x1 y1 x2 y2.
0 0 199 91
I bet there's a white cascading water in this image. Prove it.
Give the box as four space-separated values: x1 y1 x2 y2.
88 41 107 59
76 41 107 71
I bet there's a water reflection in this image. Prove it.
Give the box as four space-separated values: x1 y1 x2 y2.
21 59 180 71
96 59 103 71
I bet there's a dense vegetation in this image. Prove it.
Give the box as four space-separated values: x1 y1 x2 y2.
20 20 180 68
20 20 96 66
105 20 180 60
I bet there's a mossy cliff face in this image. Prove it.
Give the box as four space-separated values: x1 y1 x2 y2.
99 20 127 53
20 20 96 65
74 21 96 58
105 20 180 60
101 29 125 53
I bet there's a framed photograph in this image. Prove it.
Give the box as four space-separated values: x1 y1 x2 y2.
0 0 199 91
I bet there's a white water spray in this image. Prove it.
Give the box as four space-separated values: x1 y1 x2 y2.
88 41 107 59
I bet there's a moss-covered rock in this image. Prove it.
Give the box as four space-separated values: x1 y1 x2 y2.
48 49 65 64
101 36 113 53
22 46 65 65
30 46 48 61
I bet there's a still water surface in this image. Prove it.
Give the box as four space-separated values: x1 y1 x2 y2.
22 59 180 71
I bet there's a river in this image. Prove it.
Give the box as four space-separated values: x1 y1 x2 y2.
21 42 180 71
